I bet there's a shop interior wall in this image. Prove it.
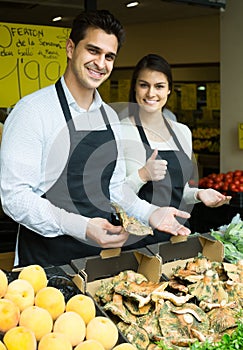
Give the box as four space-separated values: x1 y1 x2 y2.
116 15 220 67
220 0 243 173
111 66 220 83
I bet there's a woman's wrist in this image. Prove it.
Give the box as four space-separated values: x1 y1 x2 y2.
195 189 204 201
138 167 149 182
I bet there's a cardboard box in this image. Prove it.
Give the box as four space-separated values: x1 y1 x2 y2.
70 247 162 294
146 232 224 279
69 237 225 349
69 234 224 294
69 247 162 347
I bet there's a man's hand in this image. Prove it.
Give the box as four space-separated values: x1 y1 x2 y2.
139 149 167 182
86 218 129 248
196 188 231 207
149 207 191 236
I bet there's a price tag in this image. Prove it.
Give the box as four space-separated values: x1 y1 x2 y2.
0 22 70 107
239 123 243 149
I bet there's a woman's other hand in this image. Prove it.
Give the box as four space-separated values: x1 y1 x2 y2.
196 188 232 207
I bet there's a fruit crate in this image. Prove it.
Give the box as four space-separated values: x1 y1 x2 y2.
48 265 130 345
1 265 129 347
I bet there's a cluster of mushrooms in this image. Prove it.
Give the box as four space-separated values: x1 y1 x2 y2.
94 256 243 350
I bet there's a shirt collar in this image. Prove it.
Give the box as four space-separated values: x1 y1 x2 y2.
60 76 103 112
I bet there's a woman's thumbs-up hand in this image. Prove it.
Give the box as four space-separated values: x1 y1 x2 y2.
138 149 167 182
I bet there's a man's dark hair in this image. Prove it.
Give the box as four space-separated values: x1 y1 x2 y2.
69 10 125 51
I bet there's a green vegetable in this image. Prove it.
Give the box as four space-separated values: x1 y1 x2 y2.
223 242 243 263
210 214 243 263
190 322 243 350
155 340 173 349
210 231 226 243
156 322 243 350
236 241 243 253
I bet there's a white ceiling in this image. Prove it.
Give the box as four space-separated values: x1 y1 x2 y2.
0 0 224 28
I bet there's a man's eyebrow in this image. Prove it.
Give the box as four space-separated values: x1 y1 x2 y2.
86 44 117 58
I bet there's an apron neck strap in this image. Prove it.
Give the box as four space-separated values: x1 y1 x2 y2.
55 78 109 127
55 78 72 123
135 111 184 152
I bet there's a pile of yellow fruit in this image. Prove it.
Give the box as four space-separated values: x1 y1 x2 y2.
0 265 136 350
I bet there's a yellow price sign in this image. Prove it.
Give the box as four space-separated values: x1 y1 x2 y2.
0 22 70 108
239 123 243 149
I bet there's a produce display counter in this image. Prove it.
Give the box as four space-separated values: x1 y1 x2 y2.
0 231 242 349
0 215 18 270
190 170 243 233
189 201 243 234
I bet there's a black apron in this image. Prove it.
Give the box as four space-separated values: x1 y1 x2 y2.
126 114 193 247
18 79 118 266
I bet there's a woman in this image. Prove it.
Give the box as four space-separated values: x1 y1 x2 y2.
120 54 231 243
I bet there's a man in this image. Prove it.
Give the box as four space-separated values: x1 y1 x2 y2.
0 10 190 267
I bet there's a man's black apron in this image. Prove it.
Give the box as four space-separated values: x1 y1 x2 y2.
18 79 118 266
126 114 193 247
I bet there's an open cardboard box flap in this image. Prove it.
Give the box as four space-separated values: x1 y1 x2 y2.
147 233 224 263
70 247 162 293
146 233 224 279
198 234 224 262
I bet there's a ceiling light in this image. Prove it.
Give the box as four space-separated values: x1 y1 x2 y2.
52 16 62 22
126 1 140 8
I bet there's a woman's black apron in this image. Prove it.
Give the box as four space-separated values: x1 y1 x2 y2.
17 79 118 266
126 114 193 247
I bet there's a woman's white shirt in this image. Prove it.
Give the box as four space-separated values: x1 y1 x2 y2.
120 116 200 204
